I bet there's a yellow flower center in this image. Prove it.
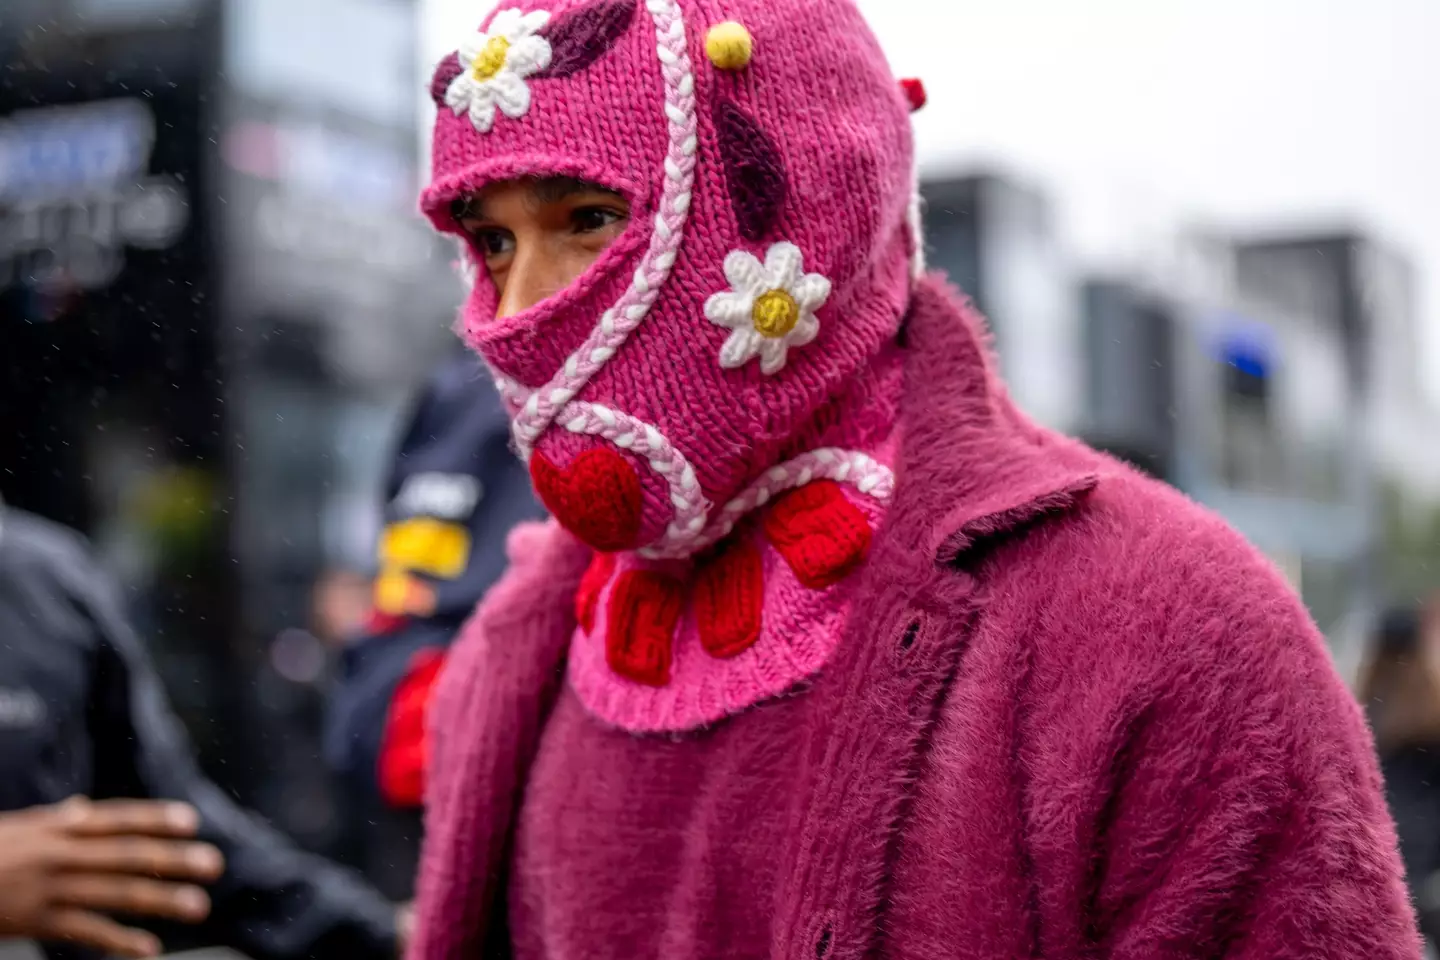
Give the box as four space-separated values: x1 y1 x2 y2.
752 289 799 338
471 35 511 81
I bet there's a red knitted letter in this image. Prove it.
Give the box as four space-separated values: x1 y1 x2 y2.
763 481 872 589
575 552 618 634
695 537 763 659
606 570 683 686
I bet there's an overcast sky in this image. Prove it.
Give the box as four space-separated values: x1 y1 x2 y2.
422 0 1440 398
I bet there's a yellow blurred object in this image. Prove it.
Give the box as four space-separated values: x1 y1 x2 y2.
705 21 753 71
379 517 471 579
373 568 438 617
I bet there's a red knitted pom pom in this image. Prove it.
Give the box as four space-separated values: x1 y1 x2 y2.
763 481 873 589
900 77 927 113
606 570 683 686
575 552 618 634
695 537 764 659
531 448 643 552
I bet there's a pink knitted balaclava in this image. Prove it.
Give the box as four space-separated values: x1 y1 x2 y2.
424 0 922 729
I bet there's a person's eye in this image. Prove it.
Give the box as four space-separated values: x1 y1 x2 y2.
571 206 626 235
474 227 515 259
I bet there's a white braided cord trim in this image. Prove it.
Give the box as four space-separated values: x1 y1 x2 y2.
509 0 698 460
559 402 709 549
658 447 895 557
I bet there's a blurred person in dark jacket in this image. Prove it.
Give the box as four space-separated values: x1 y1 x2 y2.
324 350 542 897
0 500 404 960
1362 602 1440 948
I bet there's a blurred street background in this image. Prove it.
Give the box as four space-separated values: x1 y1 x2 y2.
2 0 1438 956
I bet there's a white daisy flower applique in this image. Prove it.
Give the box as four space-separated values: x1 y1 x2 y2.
704 241 832 376
445 9 553 134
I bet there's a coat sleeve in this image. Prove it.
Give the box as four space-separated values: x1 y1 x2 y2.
406 521 592 960
1085 551 1421 958
63 543 401 960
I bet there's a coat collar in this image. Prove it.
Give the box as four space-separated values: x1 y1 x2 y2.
894 275 1100 568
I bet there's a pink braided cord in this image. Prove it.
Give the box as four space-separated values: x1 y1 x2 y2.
510 0 698 458
508 388 894 557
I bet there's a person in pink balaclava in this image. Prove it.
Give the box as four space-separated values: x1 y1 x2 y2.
405 1 1421 957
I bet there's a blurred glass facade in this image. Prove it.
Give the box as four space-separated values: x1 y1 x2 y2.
922 171 1438 678
0 0 461 855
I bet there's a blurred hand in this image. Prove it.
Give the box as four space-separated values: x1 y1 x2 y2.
0 796 225 958
395 901 414 957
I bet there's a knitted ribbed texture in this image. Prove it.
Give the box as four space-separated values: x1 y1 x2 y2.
423 0 917 558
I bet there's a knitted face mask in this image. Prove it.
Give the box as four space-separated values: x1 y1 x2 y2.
423 0 920 559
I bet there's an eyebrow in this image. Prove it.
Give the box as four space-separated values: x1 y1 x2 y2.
533 176 620 205
452 176 624 222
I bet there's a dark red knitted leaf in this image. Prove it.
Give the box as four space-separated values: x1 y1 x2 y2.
715 98 787 242
430 52 463 107
535 0 637 79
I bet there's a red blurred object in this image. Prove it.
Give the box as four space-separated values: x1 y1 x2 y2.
360 608 409 637
900 77 927 113
378 647 447 808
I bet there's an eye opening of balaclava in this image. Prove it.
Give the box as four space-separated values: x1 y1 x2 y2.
423 0 923 560
439 168 654 348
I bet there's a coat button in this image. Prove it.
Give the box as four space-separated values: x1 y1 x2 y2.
898 617 921 652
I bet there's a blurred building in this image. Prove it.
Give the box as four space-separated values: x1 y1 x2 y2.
1234 232 1440 502
0 0 460 855
920 172 1083 435
920 171 1431 674
0 0 236 768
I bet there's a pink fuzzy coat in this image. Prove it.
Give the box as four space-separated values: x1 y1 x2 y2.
408 278 1421 959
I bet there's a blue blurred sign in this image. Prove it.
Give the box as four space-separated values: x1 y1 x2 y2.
1210 312 1277 379
0 100 154 201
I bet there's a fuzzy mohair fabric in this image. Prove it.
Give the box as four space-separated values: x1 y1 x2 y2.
406 278 1421 959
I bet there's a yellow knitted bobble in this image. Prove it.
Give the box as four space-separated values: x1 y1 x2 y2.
705 21 753 71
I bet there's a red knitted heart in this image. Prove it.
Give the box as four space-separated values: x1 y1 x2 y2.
531 448 643 552
695 537 763 659
606 570 683 686
763 481 872 589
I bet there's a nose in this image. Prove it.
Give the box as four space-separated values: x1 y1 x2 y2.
496 238 568 319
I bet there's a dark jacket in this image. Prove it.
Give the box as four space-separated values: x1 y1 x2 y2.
0 504 399 960
1382 744 1440 945
322 354 540 894
326 354 541 802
